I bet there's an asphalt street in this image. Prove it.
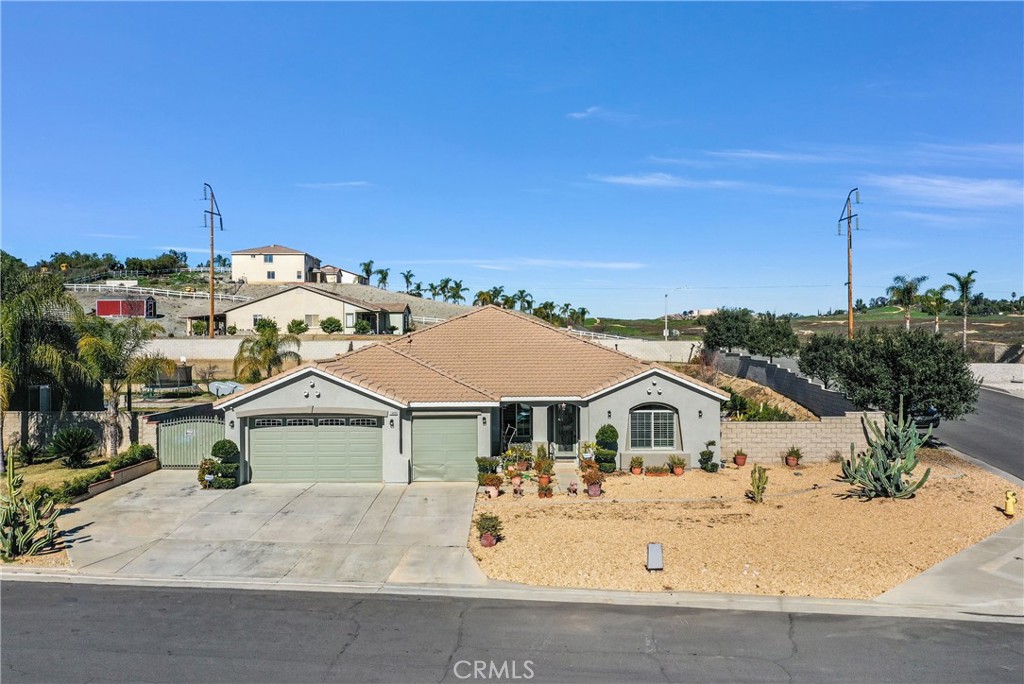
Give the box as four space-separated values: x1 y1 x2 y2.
934 387 1024 480
3 582 1022 684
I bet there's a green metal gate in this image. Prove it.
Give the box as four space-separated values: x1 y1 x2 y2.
157 416 225 468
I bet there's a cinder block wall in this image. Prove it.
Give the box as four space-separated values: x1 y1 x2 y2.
4 411 157 452
715 352 858 417
720 411 884 464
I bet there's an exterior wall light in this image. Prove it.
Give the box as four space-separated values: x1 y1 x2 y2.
482 416 487 426
229 420 235 429
607 410 612 419
389 418 395 428
698 410 703 419
303 390 309 398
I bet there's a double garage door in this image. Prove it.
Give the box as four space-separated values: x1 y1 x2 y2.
247 415 479 483
249 416 382 483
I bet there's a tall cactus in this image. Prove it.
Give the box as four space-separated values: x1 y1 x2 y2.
841 397 932 500
749 464 768 503
0 459 60 559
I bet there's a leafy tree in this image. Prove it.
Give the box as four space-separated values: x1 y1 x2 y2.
375 268 390 289
191 319 208 336
76 316 173 456
837 326 979 420
320 317 342 334
798 333 849 389
354 320 372 334
233 322 301 383
918 285 954 334
1 253 87 470
701 308 753 353
947 270 977 351
35 251 119 272
746 312 798 363
287 319 309 334
400 270 415 292
886 275 929 331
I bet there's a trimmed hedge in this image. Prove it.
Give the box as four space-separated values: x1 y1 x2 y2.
211 439 240 463
594 447 617 472
110 443 156 471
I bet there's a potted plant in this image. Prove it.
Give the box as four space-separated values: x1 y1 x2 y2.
645 464 670 477
581 467 605 497
535 458 554 486
537 483 553 499
784 446 802 467
667 455 686 476
475 513 503 547
507 468 523 487
733 449 748 467
481 473 503 498
578 440 596 459
629 456 644 475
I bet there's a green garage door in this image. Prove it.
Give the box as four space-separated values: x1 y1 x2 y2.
412 417 479 481
248 416 383 482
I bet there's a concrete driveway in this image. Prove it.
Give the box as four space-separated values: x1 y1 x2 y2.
58 470 486 586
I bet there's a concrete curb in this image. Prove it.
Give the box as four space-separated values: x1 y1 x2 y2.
3 564 1020 625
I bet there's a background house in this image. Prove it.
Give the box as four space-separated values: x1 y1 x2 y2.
222 285 411 334
230 245 321 284
312 265 367 285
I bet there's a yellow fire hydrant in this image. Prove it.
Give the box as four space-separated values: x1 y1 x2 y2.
1005 491 1017 518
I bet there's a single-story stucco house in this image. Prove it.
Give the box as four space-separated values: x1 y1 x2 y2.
216 285 411 335
215 306 727 484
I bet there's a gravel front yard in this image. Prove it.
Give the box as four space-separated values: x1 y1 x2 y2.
469 449 1019 599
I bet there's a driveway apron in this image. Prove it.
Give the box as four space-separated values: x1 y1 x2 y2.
59 470 485 586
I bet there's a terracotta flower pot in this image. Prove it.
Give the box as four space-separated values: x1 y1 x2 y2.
545 491 553 499
672 466 685 476
517 461 529 472
486 485 499 499
480 533 497 547
631 467 642 475
537 474 551 486
785 456 798 467
587 483 602 497
734 454 747 466
511 476 523 487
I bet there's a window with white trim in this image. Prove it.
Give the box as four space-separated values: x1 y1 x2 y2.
318 418 346 426
286 418 315 426
264 255 274 263
296 271 302 280
305 314 320 326
253 314 264 328
253 418 283 427
345 312 355 327
500 403 532 442
266 271 276 280
630 404 676 449
348 418 378 427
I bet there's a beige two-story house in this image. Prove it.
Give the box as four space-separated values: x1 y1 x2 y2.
230 245 321 284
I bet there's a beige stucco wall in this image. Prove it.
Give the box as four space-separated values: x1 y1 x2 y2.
231 253 318 284
226 288 363 333
720 411 885 465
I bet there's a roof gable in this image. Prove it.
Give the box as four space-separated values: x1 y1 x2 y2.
222 285 383 314
231 244 310 256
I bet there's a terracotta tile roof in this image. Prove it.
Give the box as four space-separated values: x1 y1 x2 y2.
386 306 727 400
231 244 310 255
314 345 496 404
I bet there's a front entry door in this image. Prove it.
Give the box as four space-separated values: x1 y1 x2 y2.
550 403 578 457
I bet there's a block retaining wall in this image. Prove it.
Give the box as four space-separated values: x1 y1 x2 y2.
715 352 858 417
720 411 884 464
3 411 157 453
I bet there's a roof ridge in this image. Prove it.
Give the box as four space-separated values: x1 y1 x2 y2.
383 304 488 346
383 344 498 399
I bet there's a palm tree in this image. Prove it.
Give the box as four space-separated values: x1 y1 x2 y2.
0 256 87 470
575 306 590 325
427 282 440 300
559 303 572 324
533 301 556 323
438 277 453 302
400 270 415 292
410 282 424 298
886 275 929 331
448 279 468 304
232 321 301 385
359 260 375 283
375 268 390 289
948 270 978 351
515 290 533 313
919 285 954 334
488 286 505 305
473 290 494 306
500 295 516 310
77 316 174 457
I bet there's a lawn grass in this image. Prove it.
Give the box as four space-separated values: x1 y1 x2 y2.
4 456 111 493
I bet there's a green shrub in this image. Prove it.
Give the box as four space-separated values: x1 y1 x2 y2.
211 462 239 478
645 465 669 475
48 427 100 469
210 477 237 489
191 319 208 336
595 424 618 449
110 443 156 471
320 317 342 334
534 458 554 476
354 320 372 334
474 513 503 539
198 458 218 487
57 467 112 501
1 463 61 560
699 440 719 473
226 324 238 335
287 319 309 334
476 456 500 473
16 444 44 466
629 456 644 470
211 439 240 463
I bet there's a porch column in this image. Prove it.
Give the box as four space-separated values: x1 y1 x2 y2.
531 405 548 452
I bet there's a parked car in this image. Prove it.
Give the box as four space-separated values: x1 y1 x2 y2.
910 406 941 431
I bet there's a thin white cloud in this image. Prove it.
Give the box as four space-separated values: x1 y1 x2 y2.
590 172 746 189
155 245 211 254
647 155 715 168
706 149 830 163
86 233 138 239
476 264 516 272
867 174 1024 209
566 106 638 124
401 257 646 271
295 181 373 189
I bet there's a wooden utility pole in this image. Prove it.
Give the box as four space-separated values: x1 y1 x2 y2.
838 188 860 340
203 184 222 339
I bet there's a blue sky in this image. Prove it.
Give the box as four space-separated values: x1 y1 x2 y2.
3 2 1022 318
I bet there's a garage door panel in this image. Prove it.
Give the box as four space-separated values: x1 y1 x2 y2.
413 418 478 482
249 420 382 483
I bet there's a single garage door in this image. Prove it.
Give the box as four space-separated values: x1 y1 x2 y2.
412 417 478 481
249 416 383 482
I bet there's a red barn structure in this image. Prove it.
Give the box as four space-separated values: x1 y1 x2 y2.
96 296 157 318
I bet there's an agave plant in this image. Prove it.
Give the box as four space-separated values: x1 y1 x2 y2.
48 427 99 469
1 460 60 560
